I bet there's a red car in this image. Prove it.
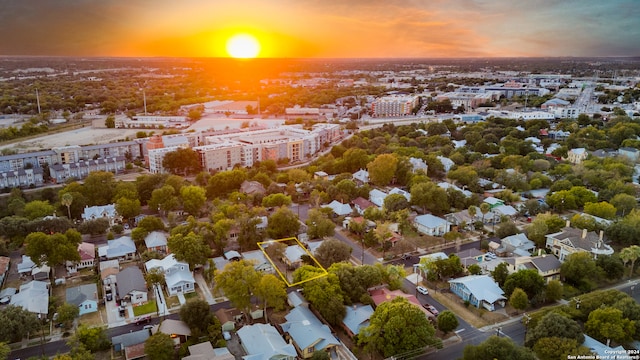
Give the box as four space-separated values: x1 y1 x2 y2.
423 303 439 316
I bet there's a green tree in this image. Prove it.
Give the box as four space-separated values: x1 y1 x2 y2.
261 193 292 208
179 299 217 334
314 238 352 268
215 260 261 316
410 181 449 215
0 305 39 343
525 312 584 347
149 185 180 214
479 203 490 224
82 171 116 206
295 266 345 326
437 310 459 334
23 200 55 220
359 297 438 358
180 185 206 216
74 325 110 352
77 218 110 236
620 245 640 278
144 333 175 360
367 153 398 186
115 196 141 220
584 201 617 220
525 217 549 248
560 252 598 289
509 287 529 313
206 169 247 199
305 209 335 240
267 207 300 239
144 267 166 298
532 337 593 360
254 273 288 320
309 351 330 360
503 269 545 300
383 193 409 213
104 115 115 128
60 192 74 219
162 148 201 176
611 193 637 216
56 302 80 328
167 232 211 270
0 342 9 360
585 307 635 345
462 336 535 360
545 280 563 303
25 229 81 275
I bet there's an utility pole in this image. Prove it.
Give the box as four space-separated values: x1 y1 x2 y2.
36 88 42 115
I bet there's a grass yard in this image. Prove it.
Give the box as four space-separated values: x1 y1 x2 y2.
184 291 199 300
133 300 157 316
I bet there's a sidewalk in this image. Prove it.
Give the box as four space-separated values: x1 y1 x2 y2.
194 272 216 305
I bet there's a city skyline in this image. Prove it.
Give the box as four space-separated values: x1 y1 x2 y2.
0 0 638 58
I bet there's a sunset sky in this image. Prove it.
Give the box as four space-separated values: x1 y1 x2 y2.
0 0 638 58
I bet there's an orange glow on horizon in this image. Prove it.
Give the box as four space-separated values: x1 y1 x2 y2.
226 33 261 58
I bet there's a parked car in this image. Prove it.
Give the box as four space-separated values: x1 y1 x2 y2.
417 286 429 295
423 303 439 316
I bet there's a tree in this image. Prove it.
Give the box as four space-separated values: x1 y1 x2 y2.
77 218 110 236
584 201 617 220
267 207 300 239
525 312 584 347
532 337 593 360
561 252 598 289
206 169 247 199
509 287 529 313
383 193 409 213
254 274 288 320
495 222 518 238
23 200 55 220
295 266 346 326
305 209 335 240
0 305 39 343
314 238 352 268
180 185 206 216
467 263 482 275
619 245 640 278
145 267 166 296
180 299 217 334
503 269 545 300
545 279 563 303
236 213 264 251
611 193 636 216
367 154 398 186
410 181 449 215
149 185 180 214
437 310 459 334
359 297 439 358
74 325 110 352
262 193 292 208
25 229 81 274
162 148 201 176
596 255 625 281
491 262 509 287
215 260 261 316
310 351 330 360
82 171 116 206
56 302 80 328
167 232 211 270
462 336 536 360
104 114 115 128
525 217 549 248
0 342 9 360
61 192 73 219
144 333 175 360
115 196 141 221
479 203 490 223
585 307 635 345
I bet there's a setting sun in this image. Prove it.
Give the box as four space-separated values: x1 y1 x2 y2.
226 34 261 58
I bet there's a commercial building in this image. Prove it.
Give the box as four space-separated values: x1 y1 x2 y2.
370 95 419 117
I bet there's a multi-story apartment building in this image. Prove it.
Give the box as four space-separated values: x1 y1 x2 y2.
370 95 419 117
49 156 126 183
147 146 186 174
194 142 243 172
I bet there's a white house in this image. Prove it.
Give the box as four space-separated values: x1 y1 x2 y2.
369 189 387 207
145 254 195 296
81 204 120 225
116 267 148 305
352 169 370 184
99 236 136 261
449 275 505 311
67 242 96 274
10 280 49 316
414 214 451 236
323 200 353 217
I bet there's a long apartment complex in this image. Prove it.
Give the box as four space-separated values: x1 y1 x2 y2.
370 95 419 117
147 124 342 174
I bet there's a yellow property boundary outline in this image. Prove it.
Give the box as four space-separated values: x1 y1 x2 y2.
257 237 328 287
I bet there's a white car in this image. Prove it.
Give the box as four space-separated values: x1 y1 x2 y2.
417 286 429 295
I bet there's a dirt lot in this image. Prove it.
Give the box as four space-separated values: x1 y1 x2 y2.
0 126 141 152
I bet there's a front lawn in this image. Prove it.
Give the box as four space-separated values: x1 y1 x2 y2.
133 300 157 316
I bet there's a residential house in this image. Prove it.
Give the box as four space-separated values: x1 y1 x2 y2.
619 147 640 162
323 200 352 217
145 254 195 296
413 214 451 236
66 283 98 316
583 334 627 359
237 323 297 360
545 227 614 261
111 329 150 357
566 148 588 164
498 233 535 257
445 209 475 231
388 187 411 202
437 156 455 172
10 280 49 316
369 189 387 208
483 197 504 210
99 236 136 261
17 255 50 281
352 169 369 184
283 245 307 269
183 342 234 360
99 259 120 285
313 171 329 180
287 290 308 308
492 204 518 220
369 287 435 322
157 319 191 345
438 182 472 198
215 307 244 332
351 197 375 215
342 304 374 338
240 180 266 195
409 157 428 173
281 305 340 358
342 216 375 231
0 256 10 288
456 248 486 267
116 267 147 305
529 255 562 282
242 250 274 273
144 231 168 254
67 242 96 274
81 204 121 226
448 275 506 311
